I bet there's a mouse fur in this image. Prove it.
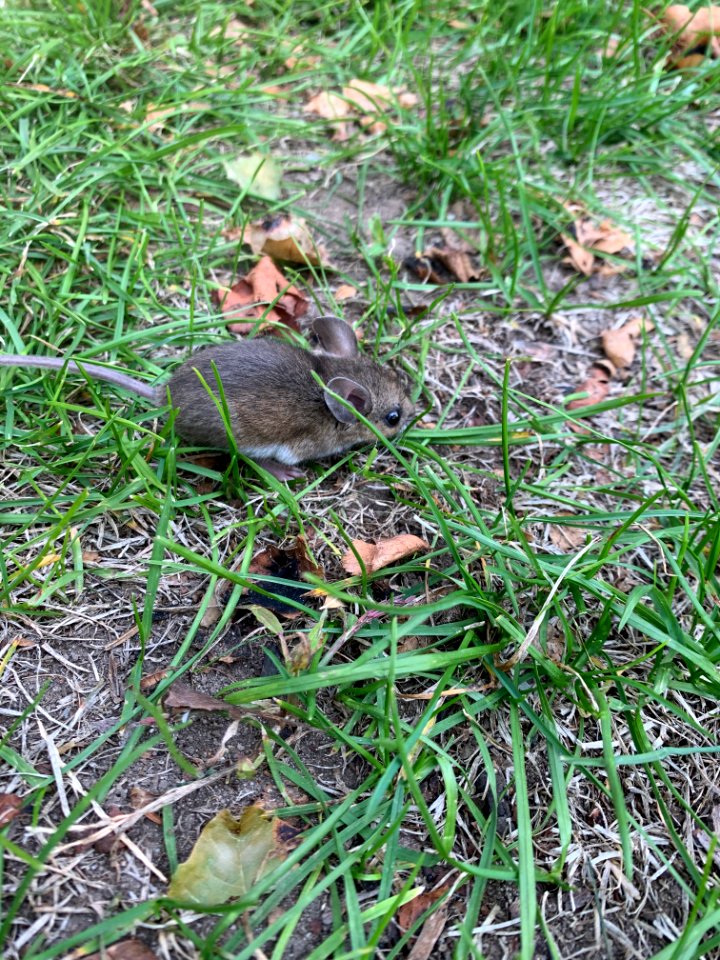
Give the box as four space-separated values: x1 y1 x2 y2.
0 316 414 479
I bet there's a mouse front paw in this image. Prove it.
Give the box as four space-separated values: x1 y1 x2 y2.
256 459 305 481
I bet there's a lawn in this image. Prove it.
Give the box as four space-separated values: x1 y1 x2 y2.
2 1 720 958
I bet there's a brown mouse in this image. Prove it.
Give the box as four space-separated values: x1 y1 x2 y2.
0 316 414 479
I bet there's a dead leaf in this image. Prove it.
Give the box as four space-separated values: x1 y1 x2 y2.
549 516 588 551
567 362 614 411
335 283 357 301
341 535 430 575
85 939 157 960
0 793 22 827
676 332 694 359
661 5 720 66
139 668 169 691
245 537 323 615
304 90 354 141
167 806 299 904
242 213 330 266
164 681 244 719
561 232 595 276
561 208 633 276
427 244 481 283
200 589 225 629
284 53 322 70
129 787 162 825
215 256 309 334
304 79 417 141
304 89 352 119
601 316 654 369
223 153 282 201
398 883 451 932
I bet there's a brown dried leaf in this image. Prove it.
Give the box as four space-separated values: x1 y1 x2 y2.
145 101 208 133
601 328 636 368
549 516 588 551
243 213 330 266
561 232 595 276
398 883 451 933
85 939 157 960
601 316 654 369
591 220 634 255
567 362 613 411
561 210 633 276
662 5 720 64
139 668 169 691
425 244 481 283
304 80 417 141
165 681 243 719
334 283 357 301
245 537 323 615
129 787 162 825
676 332 694 359
342 535 430 575
304 90 352 120
0 793 22 827
214 255 309 334
304 90 354 141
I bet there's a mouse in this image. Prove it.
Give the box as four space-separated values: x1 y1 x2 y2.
0 316 414 480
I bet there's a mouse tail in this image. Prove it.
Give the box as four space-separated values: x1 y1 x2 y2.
0 355 160 402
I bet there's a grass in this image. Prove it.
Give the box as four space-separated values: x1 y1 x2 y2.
2 0 720 957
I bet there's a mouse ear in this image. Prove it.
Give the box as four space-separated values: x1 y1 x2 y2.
324 377 372 423
309 316 359 357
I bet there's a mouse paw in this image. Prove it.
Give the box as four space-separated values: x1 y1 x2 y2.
256 459 305 481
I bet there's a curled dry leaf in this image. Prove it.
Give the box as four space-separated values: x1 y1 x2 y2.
405 228 482 284
343 78 418 113
304 78 417 141
304 90 353 141
139 668 169 691
567 361 614 411
242 213 330 267
397 883 452 933
245 537 323 616
164 681 244 720
129 786 162 825
662 5 720 66
214 255 309 334
0 793 23 827
561 207 633 276
342 535 430 575
168 806 299 905
601 316 654 369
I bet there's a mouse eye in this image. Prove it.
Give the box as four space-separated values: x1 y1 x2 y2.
384 407 401 428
